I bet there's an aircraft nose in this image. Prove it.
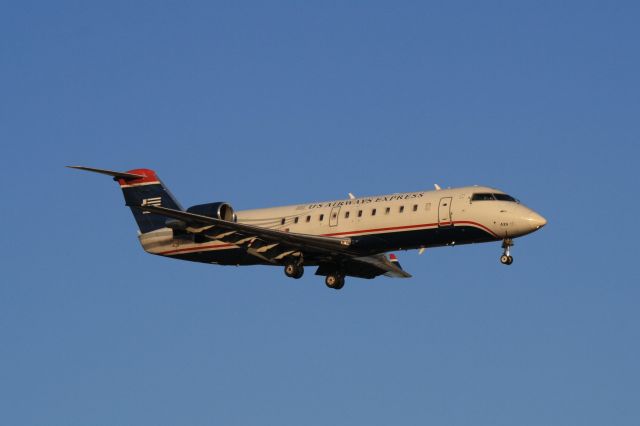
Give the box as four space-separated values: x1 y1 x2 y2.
526 211 547 230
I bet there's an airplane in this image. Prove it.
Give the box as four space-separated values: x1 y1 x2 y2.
68 166 547 290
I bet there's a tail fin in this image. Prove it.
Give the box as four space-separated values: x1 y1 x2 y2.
68 166 182 233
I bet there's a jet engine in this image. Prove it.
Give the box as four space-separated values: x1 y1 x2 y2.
186 202 237 222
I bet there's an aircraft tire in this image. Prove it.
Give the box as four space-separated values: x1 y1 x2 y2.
500 255 510 265
285 263 304 279
325 274 345 290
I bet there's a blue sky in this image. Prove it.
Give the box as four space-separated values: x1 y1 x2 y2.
1 1 639 425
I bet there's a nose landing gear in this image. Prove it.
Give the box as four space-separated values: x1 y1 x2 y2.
500 238 514 265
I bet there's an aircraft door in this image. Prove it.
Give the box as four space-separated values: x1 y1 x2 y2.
329 206 341 227
438 197 453 226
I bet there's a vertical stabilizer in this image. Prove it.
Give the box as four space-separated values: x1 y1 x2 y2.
68 166 182 233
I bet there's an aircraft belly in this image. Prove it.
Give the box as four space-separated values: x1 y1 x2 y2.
354 225 497 252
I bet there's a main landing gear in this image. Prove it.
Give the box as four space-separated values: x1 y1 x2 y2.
325 273 345 290
284 261 304 279
500 238 514 265
284 258 346 290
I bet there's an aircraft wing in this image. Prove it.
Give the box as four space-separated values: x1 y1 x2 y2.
314 253 412 279
136 205 354 259
352 254 412 278
138 205 411 278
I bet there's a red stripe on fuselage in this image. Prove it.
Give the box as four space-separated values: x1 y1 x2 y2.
450 221 498 237
323 222 439 237
323 220 497 238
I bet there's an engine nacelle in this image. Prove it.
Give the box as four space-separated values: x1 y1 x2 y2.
186 202 236 222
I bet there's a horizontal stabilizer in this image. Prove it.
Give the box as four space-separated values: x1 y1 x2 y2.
67 166 146 180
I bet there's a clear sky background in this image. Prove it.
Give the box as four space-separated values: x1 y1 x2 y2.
1 1 639 425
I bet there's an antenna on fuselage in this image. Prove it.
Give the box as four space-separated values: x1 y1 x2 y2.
434 184 441 191
348 193 356 199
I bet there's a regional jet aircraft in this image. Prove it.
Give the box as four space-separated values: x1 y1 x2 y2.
69 166 547 290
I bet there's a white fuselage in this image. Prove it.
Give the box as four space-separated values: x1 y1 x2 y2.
140 186 546 261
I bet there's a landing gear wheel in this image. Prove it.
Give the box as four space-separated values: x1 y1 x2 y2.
325 274 345 290
284 263 304 279
500 255 513 265
506 256 513 265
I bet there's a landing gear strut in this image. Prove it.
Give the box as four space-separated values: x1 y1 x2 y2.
284 261 304 279
500 238 514 265
325 273 345 290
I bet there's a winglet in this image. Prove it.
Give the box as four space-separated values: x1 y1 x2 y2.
389 253 403 270
67 166 146 180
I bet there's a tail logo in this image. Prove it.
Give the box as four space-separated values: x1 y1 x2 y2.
141 197 162 214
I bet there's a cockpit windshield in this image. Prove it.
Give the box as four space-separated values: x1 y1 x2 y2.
493 193 517 202
471 193 518 202
471 193 495 201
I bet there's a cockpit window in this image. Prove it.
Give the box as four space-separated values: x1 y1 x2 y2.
494 193 517 202
471 193 495 201
471 193 518 202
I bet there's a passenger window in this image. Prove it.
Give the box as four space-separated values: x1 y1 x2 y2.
345 211 350 218
294 217 299 224
372 208 376 216
306 215 311 222
319 214 324 221
413 204 418 212
358 210 363 217
332 212 337 219
281 218 285 225
385 207 390 214
399 206 404 213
